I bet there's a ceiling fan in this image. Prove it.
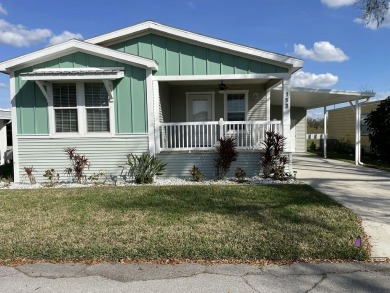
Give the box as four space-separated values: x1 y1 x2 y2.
218 81 229 91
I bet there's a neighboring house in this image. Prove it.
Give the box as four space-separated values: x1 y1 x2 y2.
0 21 374 182
0 109 11 165
328 100 380 153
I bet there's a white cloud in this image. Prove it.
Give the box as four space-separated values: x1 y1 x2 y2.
0 19 52 47
294 41 349 62
291 71 339 88
320 0 356 8
188 1 196 9
0 3 7 15
354 9 390 29
0 82 7 89
48 31 83 45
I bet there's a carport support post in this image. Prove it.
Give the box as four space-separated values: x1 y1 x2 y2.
282 78 291 152
323 106 327 159
355 99 361 165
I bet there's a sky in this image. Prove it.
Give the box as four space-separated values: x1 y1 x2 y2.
0 0 389 117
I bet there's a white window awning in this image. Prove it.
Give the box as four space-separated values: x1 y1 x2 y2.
20 67 125 81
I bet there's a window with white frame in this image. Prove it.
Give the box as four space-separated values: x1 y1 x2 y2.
226 93 246 121
53 83 78 132
85 83 110 132
53 82 110 134
361 113 369 136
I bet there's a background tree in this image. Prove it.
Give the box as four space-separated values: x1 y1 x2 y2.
307 117 324 133
364 97 390 163
356 0 389 27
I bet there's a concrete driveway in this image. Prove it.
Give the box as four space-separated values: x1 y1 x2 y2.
292 153 390 259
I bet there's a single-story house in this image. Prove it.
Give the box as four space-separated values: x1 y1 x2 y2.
327 100 380 154
0 21 375 182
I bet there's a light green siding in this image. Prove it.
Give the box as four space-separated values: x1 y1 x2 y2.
15 52 147 134
157 151 262 178
16 135 148 183
15 67 49 135
110 34 289 76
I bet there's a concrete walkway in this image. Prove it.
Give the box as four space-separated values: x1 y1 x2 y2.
292 153 390 259
1 262 389 292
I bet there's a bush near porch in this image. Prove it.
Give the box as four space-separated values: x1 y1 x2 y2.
0 185 368 263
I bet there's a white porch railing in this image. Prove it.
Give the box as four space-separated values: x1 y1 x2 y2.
159 119 282 151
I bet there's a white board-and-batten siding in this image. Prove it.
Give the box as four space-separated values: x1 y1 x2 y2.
16 135 148 183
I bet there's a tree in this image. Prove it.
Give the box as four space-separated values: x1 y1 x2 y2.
364 97 390 163
356 0 389 27
307 117 324 133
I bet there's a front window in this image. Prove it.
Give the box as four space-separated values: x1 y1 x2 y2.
85 83 110 132
53 83 78 132
227 93 246 121
52 82 111 134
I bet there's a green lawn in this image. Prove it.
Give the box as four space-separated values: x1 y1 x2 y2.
0 185 368 263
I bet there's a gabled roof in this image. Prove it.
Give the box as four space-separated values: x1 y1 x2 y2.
86 21 303 72
0 39 158 73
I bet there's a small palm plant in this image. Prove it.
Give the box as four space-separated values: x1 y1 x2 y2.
126 153 167 184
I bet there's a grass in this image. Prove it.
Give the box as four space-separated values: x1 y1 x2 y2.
0 185 368 262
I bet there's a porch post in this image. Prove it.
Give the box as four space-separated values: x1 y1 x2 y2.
146 69 156 156
153 80 161 154
355 99 361 165
282 78 291 152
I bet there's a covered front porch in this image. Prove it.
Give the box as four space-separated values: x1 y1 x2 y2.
150 76 292 154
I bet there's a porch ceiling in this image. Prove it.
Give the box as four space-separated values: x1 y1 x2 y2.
271 87 375 109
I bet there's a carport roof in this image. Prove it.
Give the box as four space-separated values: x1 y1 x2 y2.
271 87 375 109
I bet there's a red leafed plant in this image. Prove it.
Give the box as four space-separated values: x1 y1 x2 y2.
261 131 289 180
64 147 90 183
215 137 238 180
24 166 36 184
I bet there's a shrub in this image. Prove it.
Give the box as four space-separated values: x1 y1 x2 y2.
365 97 390 163
43 169 59 187
64 147 90 183
24 166 36 184
310 141 316 151
190 165 203 182
261 131 289 180
215 137 238 180
126 153 166 184
235 167 246 183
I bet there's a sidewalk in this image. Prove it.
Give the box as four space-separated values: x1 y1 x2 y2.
293 153 390 259
1 262 389 292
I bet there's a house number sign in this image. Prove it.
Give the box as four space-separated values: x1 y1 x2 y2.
285 91 289 109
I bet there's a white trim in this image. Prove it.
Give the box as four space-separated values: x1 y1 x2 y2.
0 40 158 72
223 90 249 121
33 67 125 72
146 70 155 155
21 72 124 81
0 120 7 165
86 21 303 69
35 81 50 102
152 80 160 154
185 92 215 122
102 80 114 101
10 72 20 182
154 73 289 82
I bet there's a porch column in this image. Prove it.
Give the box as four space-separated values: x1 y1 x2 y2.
153 80 161 154
146 69 156 156
355 99 361 165
282 78 291 152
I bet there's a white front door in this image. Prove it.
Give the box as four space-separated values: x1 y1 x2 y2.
187 93 213 122
187 93 214 147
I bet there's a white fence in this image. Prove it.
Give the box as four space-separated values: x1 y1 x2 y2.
159 119 282 151
306 134 325 139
